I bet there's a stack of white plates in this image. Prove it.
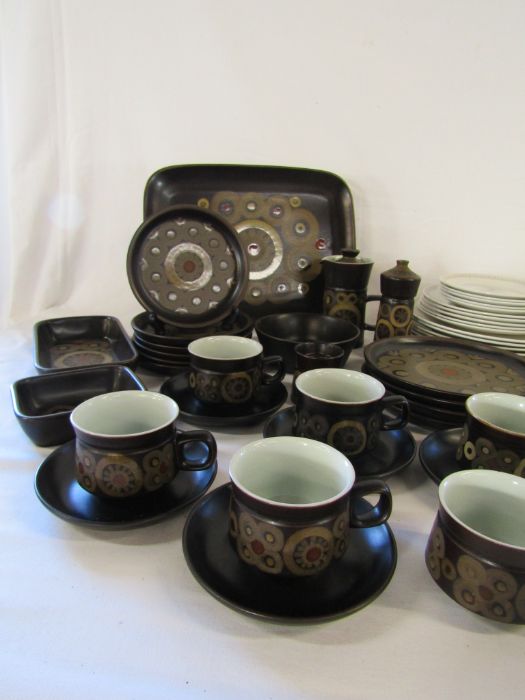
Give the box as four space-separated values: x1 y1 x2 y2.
413 274 525 357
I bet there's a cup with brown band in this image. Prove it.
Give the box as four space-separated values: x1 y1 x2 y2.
188 335 284 405
229 436 392 577
70 390 216 498
456 392 525 476
293 368 409 457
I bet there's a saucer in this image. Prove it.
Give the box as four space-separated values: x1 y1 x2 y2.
263 407 416 480
34 441 217 528
182 484 397 623
160 372 288 428
418 427 467 485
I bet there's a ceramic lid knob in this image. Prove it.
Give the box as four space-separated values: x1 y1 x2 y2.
322 248 374 289
380 260 421 298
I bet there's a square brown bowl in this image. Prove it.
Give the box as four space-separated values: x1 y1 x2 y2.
11 365 145 447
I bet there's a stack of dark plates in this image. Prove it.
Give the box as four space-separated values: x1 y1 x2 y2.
131 310 254 374
126 204 251 374
362 336 525 430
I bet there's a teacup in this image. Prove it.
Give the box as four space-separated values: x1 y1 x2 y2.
294 341 345 377
293 368 409 456
188 335 284 405
425 469 525 624
456 393 525 476
228 436 392 577
70 390 217 498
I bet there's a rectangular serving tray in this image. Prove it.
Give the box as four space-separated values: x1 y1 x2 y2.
33 315 138 373
143 164 356 317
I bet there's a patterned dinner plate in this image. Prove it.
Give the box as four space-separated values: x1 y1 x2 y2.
34 441 217 528
364 336 525 401
182 484 397 623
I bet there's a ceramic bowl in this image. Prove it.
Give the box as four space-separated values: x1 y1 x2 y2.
255 313 359 373
425 469 525 624
11 365 145 446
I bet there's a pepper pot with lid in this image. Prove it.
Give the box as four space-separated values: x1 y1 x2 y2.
374 260 421 339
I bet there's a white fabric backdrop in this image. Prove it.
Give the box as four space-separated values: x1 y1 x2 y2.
1 0 525 329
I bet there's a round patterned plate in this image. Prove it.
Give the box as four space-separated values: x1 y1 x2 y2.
364 336 525 401
127 206 248 327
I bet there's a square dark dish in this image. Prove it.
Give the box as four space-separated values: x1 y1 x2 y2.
33 315 138 373
11 365 145 446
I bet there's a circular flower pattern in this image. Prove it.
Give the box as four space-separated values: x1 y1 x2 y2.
221 372 253 403
390 304 412 328
283 526 334 576
95 454 143 497
327 419 367 455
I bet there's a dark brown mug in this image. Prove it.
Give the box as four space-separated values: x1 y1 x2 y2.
229 436 392 577
70 390 216 498
294 368 409 456
188 335 284 405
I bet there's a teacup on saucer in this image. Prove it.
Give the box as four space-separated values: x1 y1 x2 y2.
264 406 416 480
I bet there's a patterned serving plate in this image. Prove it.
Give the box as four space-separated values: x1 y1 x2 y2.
143 164 355 317
364 336 525 401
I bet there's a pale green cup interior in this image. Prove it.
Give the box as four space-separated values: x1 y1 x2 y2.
440 470 525 547
188 335 262 361
467 392 525 436
295 368 384 403
229 436 354 506
71 390 178 436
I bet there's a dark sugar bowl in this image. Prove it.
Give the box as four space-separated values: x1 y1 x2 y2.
10 365 145 447
255 313 360 373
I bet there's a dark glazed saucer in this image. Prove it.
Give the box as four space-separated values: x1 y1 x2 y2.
160 373 287 428
34 441 217 528
418 427 468 485
263 407 416 480
182 484 397 623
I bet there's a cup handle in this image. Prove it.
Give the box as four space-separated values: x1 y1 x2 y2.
348 478 392 528
363 294 382 331
380 394 409 430
174 430 217 471
261 356 286 385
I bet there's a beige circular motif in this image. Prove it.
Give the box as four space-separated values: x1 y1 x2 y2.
95 453 143 497
327 419 367 456
283 526 334 576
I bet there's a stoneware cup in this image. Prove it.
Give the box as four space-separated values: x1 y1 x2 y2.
228 436 392 577
456 392 525 476
188 335 285 405
293 368 409 457
425 469 525 624
70 390 217 498
294 341 345 376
